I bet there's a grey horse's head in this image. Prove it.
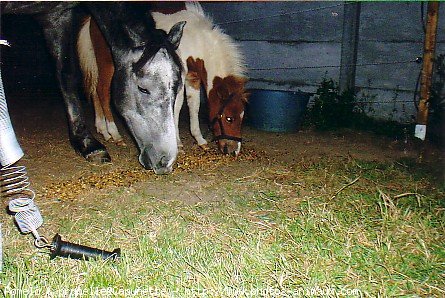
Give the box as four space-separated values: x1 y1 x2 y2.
112 22 185 174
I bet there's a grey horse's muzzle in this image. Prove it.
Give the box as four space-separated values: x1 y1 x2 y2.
139 147 176 175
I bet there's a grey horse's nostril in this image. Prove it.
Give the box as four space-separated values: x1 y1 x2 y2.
153 155 173 175
139 149 154 170
158 155 168 168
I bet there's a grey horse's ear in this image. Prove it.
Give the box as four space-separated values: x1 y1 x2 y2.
167 21 186 50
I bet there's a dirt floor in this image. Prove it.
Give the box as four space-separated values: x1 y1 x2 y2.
3 88 444 212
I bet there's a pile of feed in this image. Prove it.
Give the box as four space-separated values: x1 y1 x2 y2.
41 145 267 201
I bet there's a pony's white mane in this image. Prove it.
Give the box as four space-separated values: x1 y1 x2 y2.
184 2 205 16
152 2 246 87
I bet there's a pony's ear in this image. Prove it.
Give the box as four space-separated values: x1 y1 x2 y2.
167 21 186 49
212 76 224 89
210 77 227 101
227 76 249 103
213 77 225 99
226 75 248 92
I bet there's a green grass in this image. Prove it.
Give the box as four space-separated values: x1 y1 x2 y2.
1 158 444 297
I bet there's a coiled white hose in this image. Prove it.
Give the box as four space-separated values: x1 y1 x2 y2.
0 42 47 271
1 165 43 239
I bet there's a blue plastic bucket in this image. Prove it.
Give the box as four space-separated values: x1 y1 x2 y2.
246 89 310 132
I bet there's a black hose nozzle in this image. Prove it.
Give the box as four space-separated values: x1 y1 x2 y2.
50 234 121 261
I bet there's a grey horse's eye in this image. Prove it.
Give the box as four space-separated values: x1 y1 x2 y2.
138 86 150 95
226 117 234 123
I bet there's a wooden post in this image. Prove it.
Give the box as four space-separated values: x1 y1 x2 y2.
339 2 361 93
415 1 440 140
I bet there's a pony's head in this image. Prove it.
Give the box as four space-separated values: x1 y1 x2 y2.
112 21 186 174
208 75 249 156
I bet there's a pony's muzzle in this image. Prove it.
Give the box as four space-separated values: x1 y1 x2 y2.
218 140 241 157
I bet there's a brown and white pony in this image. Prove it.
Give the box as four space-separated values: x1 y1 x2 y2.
77 2 248 156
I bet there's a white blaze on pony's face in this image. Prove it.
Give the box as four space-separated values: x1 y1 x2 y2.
114 22 185 174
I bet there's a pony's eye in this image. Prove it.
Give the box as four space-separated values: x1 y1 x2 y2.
138 86 150 94
226 117 234 123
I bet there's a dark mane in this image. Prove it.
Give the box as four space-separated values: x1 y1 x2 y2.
133 29 182 73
